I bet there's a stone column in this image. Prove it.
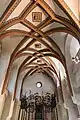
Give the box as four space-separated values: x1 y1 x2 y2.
6 99 21 120
62 80 78 120
56 103 69 120
56 104 62 120
19 109 22 120
52 108 56 120
56 87 69 120
54 107 58 120
6 99 15 120
0 90 8 120
77 105 80 119
67 107 78 120
13 100 21 120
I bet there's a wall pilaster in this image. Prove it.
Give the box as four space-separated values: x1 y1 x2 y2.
0 90 8 120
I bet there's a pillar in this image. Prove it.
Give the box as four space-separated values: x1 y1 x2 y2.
15 100 21 120
62 80 78 120
0 90 8 120
6 99 15 120
6 98 21 120
67 107 78 120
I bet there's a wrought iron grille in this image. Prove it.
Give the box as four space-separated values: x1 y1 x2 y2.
18 92 56 120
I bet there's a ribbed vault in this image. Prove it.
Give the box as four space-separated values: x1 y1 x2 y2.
0 0 79 100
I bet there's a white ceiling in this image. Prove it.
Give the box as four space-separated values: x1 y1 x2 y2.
0 0 79 95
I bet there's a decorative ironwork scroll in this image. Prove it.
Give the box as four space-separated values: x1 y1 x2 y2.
18 92 56 120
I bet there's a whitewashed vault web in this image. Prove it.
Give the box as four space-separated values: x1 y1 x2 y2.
0 0 79 100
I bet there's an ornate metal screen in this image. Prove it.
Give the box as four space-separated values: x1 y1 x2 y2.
18 92 57 120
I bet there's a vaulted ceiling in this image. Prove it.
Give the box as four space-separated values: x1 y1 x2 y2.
0 0 79 98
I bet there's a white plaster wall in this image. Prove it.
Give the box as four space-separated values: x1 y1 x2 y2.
0 36 23 89
8 65 18 93
22 73 55 96
70 37 80 90
65 35 78 89
1 93 12 120
0 0 11 17
15 71 27 99
64 0 79 19
65 34 80 111
70 37 80 58
44 0 68 18
0 36 24 96
50 32 66 55
68 107 78 120
49 57 66 81
0 37 11 90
